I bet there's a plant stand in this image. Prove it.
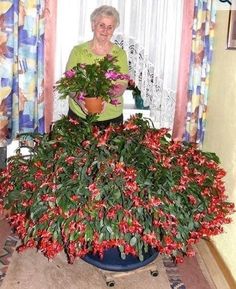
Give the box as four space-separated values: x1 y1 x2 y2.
97 259 159 287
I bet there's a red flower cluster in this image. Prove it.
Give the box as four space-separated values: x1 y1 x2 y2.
0 115 234 264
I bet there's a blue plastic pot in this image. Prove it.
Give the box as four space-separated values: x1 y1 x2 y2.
82 247 159 272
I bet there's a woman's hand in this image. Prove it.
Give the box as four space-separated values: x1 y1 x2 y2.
110 83 127 97
76 99 89 114
71 92 88 114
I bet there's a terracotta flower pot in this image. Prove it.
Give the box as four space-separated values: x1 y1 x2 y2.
84 96 103 114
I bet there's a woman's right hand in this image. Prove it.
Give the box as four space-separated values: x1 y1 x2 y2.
76 99 89 114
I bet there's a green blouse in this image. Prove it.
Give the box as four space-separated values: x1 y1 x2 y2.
66 42 129 121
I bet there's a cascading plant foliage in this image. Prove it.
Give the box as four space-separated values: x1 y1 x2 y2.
0 114 234 264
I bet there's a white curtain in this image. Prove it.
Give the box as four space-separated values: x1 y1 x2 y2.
54 0 184 128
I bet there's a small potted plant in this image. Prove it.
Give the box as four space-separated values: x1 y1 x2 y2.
127 79 149 110
0 114 234 269
55 54 130 114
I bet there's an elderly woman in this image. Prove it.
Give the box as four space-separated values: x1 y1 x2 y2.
66 5 129 127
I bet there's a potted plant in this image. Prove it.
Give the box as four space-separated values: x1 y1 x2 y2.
55 54 130 114
0 114 234 268
127 79 149 110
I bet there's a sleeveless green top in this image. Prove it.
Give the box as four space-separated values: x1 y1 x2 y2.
66 42 129 121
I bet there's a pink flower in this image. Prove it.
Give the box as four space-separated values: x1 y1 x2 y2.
65 69 76 78
75 92 86 102
79 63 86 69
110 98 121 105
105 70 119 80
118 73 130 80
106 54 114 61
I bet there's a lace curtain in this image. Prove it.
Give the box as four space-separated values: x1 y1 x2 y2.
54 0 184 129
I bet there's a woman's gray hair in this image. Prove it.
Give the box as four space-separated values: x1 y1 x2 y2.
90 5 120 27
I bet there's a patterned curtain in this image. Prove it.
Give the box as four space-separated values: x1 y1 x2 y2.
184 0 216 144
0 0 45 147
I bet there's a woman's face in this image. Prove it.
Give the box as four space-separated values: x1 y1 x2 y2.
92 16 116 43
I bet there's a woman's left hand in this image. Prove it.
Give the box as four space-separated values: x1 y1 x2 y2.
110 83 127 97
